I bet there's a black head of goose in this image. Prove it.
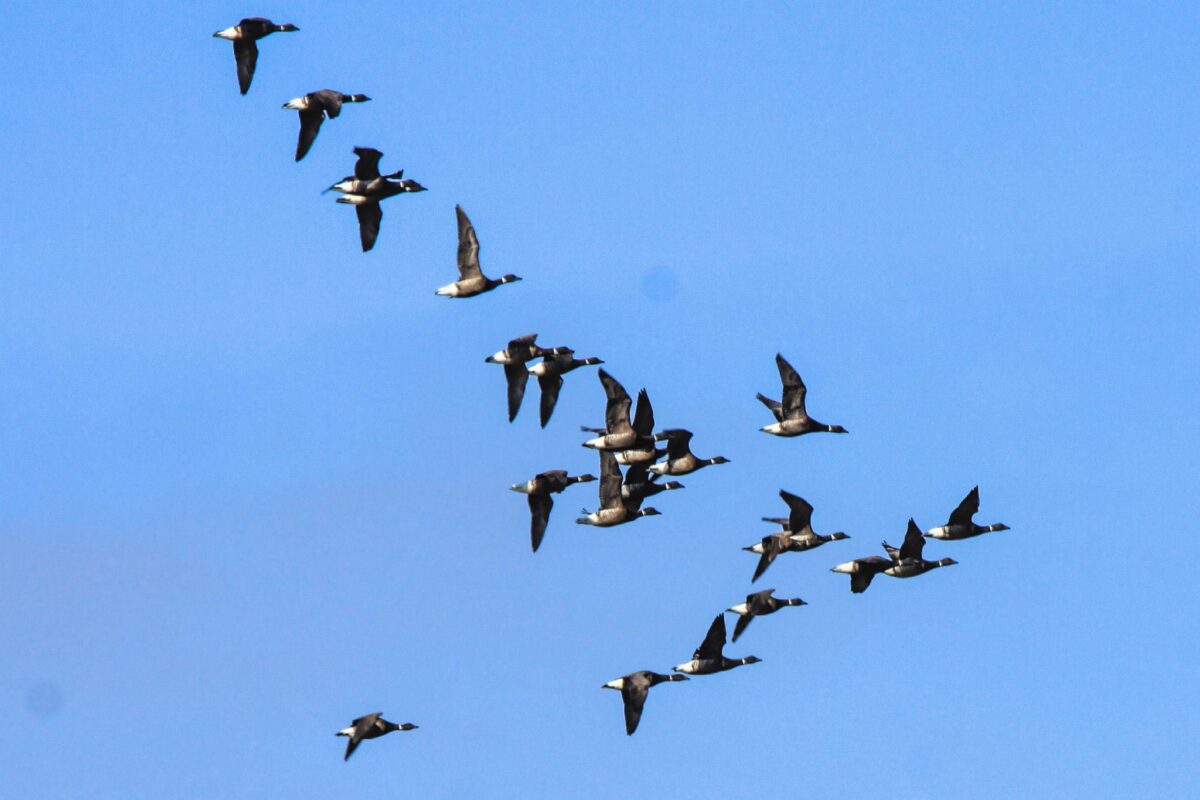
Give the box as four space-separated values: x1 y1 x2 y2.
510 470 596 552
485 334 566 422
336 712 417 761
647 429 730 477
727 588 806 643
925 486 1010 540
528 348 603 428
602 671 687 735
213 18 298 95
757 353 848 437
282 89 371 161
581 370 640 451
673 614 761 675
575 451 661 526
435 205 522 298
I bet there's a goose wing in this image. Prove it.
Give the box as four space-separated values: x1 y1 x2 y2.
528 493 553 552
538 374 564 428
746 588 777 614
503 363 529 422
354 147 383 180
731 613 753 643
779 490 814 535
295 105 325 161
455 205 483 281
776 353 809 420
631 389 655 437
620 673 652 735
948 486 980 527
355 202 382 252
598 369 632 433
751 535 783 582
756 393 784 423
897 518 926 561
344 712 382 760
694 614 727 660
660 429 693 460
597 450 622 509
233 39 258 95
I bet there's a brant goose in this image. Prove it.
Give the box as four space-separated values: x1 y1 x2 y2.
323 146 406 195
602 671 687 735
510 470 596 552
727 588 806 643
485 334 563 422
336 713 416 761
829 555 894 593
757 353 847 437
744 491 849 581
880 519 958 580
581 370 641 451
435 206 522 297
620 462 683 506
647 429 730 476
335 177 426 252
673 614 761 675
213 18 298 95
528 348 603 427
924 486 1010 540
282 90 371 161
576 451 661 527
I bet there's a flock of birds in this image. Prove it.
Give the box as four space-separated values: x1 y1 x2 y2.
212 16 1014 755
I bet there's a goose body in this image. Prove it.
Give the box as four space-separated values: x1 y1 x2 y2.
576 451 661 527
647 429 730 476
744 491 849 581
581 370 642 451
757 353 847 437
727 588 806 643
436 205 522 298
924 486 1010 540
326 148 425 251
602 671 687 735
335 712 417 761
213 17 298 94
510 470 596 552
282 90 371 161
528 349 603 427
673 614 761 675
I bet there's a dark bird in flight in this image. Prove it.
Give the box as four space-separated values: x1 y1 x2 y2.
602 671 687 735
336 712 416 761
647 429 730 477
576 451 662 527
510 470 596 552
924 486 1010 541
327 148 425 251
727 588 806 643
485 334 564 422
673 614 761 675
435 206 522 297
213 18 298 95
757 353 847 437
528 348 603 428
581 370 642 452
620 462 683 507
282 90 371 161
832 519 956 592
743 491 849 581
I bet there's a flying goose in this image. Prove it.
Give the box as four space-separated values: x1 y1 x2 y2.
673 614 761 675
335 178 427 252
282 90 371 161
510 470 596 552
647 429 730 476
727 588 806 643
602 671 687 735
324 146 407 195
581 370 641 451
528 348 603 427
743 491 849 581
212 18 298 95
576 451 661 527
757 353 847 437
485 334 563 422
829 555 894 594
924 486 1010 540
336 713 417 761
435 205 522 297
880 519 958 580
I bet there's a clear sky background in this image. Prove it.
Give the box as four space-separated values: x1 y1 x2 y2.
2 2 1198 797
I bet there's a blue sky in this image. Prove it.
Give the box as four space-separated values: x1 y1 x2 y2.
2 2 1198 797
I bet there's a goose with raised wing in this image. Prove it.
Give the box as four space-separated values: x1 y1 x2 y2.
529 348 603 427
435 205 522 297
511 470 596 552
647 429 730 476
213 17 298 95
744 491 849 581
880 519 958 580
727 588 806 643
581 370 641 452
673 614 761 675
576 451 661 527
924 486 1010 540
757 353 847 437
